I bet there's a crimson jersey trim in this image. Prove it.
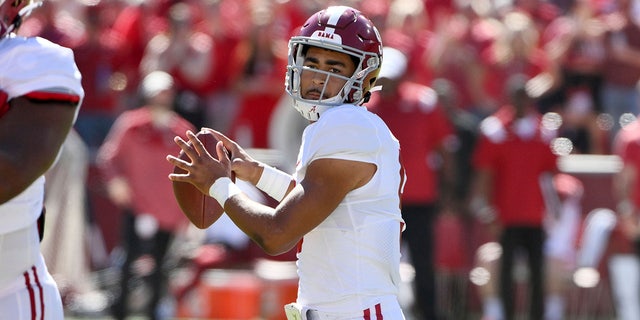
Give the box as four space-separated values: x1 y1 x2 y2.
23 266 45 320
24 91 81 104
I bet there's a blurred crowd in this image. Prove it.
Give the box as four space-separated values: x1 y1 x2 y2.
20 0 640 157
21 0 640 319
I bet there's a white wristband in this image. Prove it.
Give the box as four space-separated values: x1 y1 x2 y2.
208 177 242 208
256 165 293 202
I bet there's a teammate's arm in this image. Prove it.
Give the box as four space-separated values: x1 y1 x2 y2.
0 96 79 204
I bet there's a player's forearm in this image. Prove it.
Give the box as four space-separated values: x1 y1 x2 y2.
223 193 299 255
0 100 76 203
206 175 300 255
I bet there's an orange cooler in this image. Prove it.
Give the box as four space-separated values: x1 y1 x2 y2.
176 269 262 319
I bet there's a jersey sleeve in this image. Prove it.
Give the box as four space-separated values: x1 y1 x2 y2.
0 37 84 102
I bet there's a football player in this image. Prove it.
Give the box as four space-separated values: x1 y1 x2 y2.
168 6 407 319
0 1 84 318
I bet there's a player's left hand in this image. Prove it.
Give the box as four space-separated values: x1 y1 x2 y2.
203 128 264 185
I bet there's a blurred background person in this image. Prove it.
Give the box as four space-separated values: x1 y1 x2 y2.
368 46 457 320
540 0 609 154
471 173 583 320
225 0 289 149
109 0 172 106
69 3 123 161
140 1 215 129
473 10 557 119
97 71 193 320
469 74 559 320
600 0 640 141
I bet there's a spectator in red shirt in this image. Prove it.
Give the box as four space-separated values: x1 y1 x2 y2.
540 0 609 154
110 0 171 103
473 173 584 320
71 4 123 160
225 0 289 148
369 47 457 320
470 74 559 320
97 71 193 320
600 0 640 142
140 2 217 129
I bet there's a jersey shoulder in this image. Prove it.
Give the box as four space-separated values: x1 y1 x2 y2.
305 106 391 159
318 105 385 140
0 36 83 99
0 36 76 71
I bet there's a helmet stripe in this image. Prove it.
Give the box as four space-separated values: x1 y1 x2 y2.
324 6 349 34
325 6 346 25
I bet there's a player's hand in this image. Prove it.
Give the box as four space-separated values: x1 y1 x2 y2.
167 130 230 195
202 128 263 184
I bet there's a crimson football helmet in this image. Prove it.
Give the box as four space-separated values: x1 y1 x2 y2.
285 6 383 121
0 0 42 39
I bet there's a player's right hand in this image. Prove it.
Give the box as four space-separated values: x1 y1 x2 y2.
203 128 263 185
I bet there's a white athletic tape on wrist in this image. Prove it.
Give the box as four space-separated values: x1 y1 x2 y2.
256 165 292 202
208 177 242 208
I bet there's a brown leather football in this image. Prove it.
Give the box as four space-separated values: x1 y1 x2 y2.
172 130 225 229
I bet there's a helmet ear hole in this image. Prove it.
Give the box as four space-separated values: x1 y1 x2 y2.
362 91 372 103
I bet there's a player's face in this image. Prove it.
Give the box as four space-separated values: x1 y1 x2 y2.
299 46 356 101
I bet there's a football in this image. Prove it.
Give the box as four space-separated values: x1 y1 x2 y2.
172 130 228 229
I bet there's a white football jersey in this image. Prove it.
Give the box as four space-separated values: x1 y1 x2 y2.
0 35 84 234
294 104 405 314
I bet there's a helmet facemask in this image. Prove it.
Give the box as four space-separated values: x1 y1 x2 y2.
0 0 42 39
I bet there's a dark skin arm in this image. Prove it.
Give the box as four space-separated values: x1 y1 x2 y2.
167 130 376 255
0 96 78 204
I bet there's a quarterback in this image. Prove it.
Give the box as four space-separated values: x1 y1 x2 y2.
168 5 407 319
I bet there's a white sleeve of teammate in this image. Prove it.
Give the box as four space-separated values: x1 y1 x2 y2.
1 37 84 101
